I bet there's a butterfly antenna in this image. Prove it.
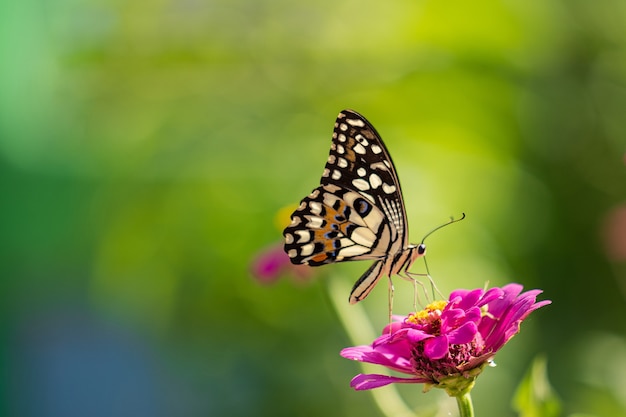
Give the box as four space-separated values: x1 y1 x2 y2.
420 212 466 245
420 213 466 298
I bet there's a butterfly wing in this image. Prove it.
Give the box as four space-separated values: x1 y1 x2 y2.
283 109 409 266
283 184 391 265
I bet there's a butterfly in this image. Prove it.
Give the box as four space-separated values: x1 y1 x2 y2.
283 109 427 304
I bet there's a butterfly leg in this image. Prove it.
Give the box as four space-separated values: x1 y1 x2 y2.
349 260 385 304
421 255 445 299
387 275 394 325
404 269 444 302
398 271 428 312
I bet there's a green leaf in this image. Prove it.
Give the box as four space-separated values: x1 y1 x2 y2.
512 355 562 417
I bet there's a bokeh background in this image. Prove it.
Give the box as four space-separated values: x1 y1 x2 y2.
1 0 625 416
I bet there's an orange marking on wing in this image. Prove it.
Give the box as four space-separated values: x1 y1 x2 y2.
311 253 328 263
313 229 329 241
344 135 357 164
323 240 337 252
311 200 349 232
306 200 356 263
339 223 353 235
329 199 349 221
311 228 340 250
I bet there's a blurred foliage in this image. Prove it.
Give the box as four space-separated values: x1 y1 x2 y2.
1 0 625 416
513 356 562 417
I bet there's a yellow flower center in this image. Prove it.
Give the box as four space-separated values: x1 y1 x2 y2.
408 300 448 324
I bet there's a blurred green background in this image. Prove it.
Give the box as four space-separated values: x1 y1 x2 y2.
1 0 625 416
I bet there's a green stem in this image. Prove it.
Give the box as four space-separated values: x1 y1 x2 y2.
455 392 474 417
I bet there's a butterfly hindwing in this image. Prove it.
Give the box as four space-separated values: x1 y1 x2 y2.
284 184 393 265
283 110 410 267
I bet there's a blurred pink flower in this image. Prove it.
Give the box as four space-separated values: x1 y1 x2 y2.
250 243 312 284
602 204 626 262
341 283 550 396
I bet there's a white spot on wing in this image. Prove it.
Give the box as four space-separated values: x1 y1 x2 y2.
353 178 370 191
306 216 324 228
346 118 365 127
357 167 366 177
338 134 347 142
369 173 382 189
382 183 396 194
351 227 376 247
370 162 388 171
331 170 342 180
343 189 375 206
285 233 294 244
337 157 348 168
328 154 336 164
353 143 366 154
338 245 369 257
347 211 368 227
300 243 314 256
337 144 345 154
323 193 338 206
295 230 311 243
340 123 348 131
323 184 341 193
338 238 353 248
371 144 382 154
309 201 323 214
362 208 384 228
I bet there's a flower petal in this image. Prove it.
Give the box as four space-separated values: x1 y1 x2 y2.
478 287 505 307
480 284 551 351
424 335 449 360
448 288 471 302
382 319 405 335
350 374 428 390
465 306 482 322
442 307 465 326
448 321 478 345
450 288 484 310
340 344 413 374
441 306 479 331
405 328 432 344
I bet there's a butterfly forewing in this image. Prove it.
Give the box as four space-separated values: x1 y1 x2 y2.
283 110 410 269
322 111 408 245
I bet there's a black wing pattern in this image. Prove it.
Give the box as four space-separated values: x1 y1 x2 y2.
283 110 409 267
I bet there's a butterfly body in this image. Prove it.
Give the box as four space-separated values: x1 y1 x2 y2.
283 110 425 304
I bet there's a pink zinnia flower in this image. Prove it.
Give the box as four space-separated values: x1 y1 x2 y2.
251 243 312 284
341 283 550 396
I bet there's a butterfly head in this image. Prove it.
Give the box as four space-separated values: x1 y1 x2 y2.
411 243 427 261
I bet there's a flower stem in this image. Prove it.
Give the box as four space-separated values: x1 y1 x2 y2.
455 392 474 417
